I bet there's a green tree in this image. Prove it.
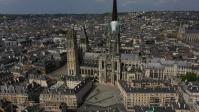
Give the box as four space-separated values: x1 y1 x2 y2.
181 72 198 82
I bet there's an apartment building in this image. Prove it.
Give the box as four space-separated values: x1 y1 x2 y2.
117 80 178 111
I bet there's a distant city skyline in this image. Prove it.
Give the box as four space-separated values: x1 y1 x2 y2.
0 0 199 14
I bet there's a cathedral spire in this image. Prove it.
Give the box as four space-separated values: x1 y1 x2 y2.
112 0 117 21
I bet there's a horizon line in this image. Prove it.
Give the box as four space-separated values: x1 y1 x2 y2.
0 10 199 15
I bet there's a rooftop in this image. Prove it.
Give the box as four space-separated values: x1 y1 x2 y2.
133 106 175 112
121 53 140 61
119 81 176 93
0 85 27 95
41 77 93 95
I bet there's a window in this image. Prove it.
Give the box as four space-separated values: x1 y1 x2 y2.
115 62 117 70
102 61 104 69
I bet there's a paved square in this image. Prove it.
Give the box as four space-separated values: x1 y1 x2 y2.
84 84 122 107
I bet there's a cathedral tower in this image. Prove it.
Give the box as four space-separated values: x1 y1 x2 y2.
66 30 79 76
99 0 121 85
109 0 120 55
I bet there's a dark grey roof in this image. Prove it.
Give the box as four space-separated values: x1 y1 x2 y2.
0 85 27 94
78 104 125 112
41 78 93 95
64 76 84 81
119 81 176 93
121 53 140 61
28 74 47 80
42 87 75 95
147 63 165 70
84 52 100 59
132 79 170 84
185 29 199 33
133 106 175 112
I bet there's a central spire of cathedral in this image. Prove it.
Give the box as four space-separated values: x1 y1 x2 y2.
110 0 119 33
112 0 118 21
111 0 119 33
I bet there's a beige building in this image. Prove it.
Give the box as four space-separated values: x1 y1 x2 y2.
0 85 28 106
65 76 83 89
145 63 165 80
117 81 178 111
40 78 93 112
29 74 54 87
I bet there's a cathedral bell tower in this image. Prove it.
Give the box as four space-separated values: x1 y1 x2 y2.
66 30 79 76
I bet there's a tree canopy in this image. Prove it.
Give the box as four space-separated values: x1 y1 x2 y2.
181 72 199 82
